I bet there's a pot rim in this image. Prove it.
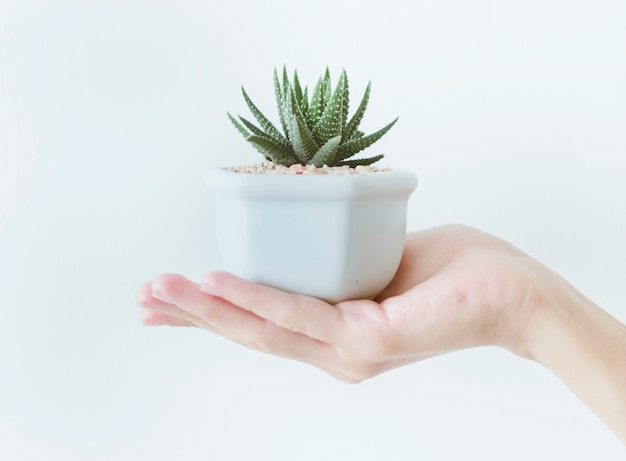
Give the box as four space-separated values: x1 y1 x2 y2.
204 167 418 199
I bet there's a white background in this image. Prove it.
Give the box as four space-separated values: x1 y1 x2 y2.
1 0 625 459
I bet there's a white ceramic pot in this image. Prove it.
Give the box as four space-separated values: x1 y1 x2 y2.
204 168 418 303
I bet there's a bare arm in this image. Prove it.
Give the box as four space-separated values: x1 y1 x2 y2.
525 284 626 443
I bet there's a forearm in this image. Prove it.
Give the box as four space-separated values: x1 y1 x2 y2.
526 287 626 444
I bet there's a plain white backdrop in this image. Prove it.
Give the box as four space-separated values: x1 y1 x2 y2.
1 0 625 459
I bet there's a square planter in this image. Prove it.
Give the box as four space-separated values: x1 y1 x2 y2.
204 167 417 303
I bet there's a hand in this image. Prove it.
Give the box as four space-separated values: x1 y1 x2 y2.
136 224 626 442
136 224 547 382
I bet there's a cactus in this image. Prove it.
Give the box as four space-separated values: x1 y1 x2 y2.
228 67 398 167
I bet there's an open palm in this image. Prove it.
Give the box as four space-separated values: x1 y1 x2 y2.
137 225 543 382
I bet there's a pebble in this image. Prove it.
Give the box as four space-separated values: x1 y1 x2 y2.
233 161 391 175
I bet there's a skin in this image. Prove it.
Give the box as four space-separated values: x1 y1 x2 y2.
136 224 626 444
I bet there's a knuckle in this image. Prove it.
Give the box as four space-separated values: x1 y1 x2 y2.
278 313 301 334
276 294 307 333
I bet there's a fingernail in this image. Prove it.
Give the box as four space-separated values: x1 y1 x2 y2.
151 288 172 303
200 281 217 296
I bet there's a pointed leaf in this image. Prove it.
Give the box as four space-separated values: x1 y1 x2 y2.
337 117 398 160
285 87 319 163
349 130 364 140
293 70 303 106
282 66 290 100
307 75 325 127
301 87 309 117
310 135 341 167
321 67 332 113
241 86 287 142
292 115 319 162
340 71 350 130
237 115 265 137
274 68 290 141
237 115 290 152
313 69 348 144
228 112 251 138
337 154 384 167
246 134 298 165
273 67 284 95
343 81 370 141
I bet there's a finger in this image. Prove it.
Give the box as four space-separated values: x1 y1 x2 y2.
137 279 208 326
150 273 343 365
146 275 391 383
199 271 373 347
136 281 172 309
140 281 363 381
140 308 196 327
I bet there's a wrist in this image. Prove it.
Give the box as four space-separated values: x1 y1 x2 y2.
518 282 626 443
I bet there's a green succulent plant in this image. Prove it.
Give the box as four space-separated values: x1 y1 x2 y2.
227 67 398 167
